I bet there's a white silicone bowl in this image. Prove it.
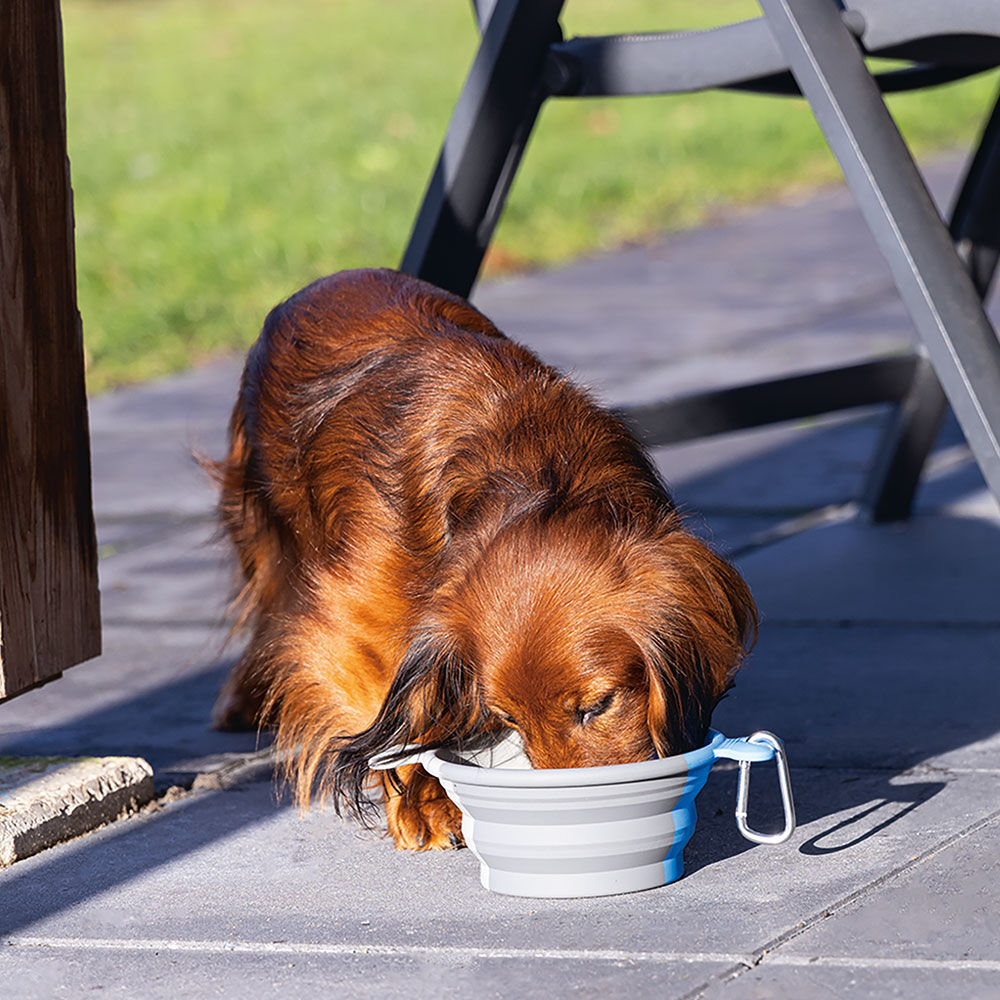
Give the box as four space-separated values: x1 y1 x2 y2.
370 728 794 898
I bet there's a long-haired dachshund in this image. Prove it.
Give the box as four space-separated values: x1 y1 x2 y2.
212 268 757 850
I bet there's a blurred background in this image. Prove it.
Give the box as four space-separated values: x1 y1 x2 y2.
64 0 996 392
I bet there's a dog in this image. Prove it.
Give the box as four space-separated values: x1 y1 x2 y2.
211 268 757 850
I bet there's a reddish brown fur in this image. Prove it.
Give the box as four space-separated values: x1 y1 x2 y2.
212 268 757 850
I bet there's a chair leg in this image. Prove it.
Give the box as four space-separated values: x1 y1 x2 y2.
758 0 1000 509
863 89 1000 521
863 356 949 522
399 0 564 298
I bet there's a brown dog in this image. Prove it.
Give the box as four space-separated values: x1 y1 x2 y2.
212 268 756 849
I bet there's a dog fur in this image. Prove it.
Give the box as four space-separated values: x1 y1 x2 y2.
211 268 757 849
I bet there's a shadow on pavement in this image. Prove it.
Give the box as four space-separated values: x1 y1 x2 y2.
0 409 996 921
0 657 287 939
0 777 288 939
683 520 999 875
0 658 271 789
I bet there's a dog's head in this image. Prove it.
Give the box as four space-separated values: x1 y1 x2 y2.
450 510 756 767
334 509 756 813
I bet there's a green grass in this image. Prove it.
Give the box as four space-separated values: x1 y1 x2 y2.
63 0 998 392
0 755 80 770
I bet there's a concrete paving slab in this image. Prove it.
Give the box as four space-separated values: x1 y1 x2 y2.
95 512 212 563
650 406 977 528
733 514 1000 625
88 361 239 524
0 940 732 1000
604 301 915 410
712 621 1000 773
0 624 261 785
97 522 232 628
776 813 1000 962
2 765 997 963
89 428 221 521
702 961 1000 1000
652 410 885 515
87 357 243 435
713 806 1000 998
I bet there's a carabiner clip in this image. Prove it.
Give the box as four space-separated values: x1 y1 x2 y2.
735 731 796 845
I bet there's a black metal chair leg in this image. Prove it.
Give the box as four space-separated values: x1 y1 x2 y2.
399 0 564 298
759 0 1000 507
952 89 1000 300
863 89 1000 521
863 357 949 522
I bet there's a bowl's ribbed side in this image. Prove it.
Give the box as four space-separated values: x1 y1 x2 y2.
442 763 714 898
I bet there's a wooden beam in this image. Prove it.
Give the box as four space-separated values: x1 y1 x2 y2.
0 0 101 700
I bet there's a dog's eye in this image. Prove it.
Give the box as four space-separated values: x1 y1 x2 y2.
493 708 518 727
576 692 615 726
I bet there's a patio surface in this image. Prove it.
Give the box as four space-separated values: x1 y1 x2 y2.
1 156 998 999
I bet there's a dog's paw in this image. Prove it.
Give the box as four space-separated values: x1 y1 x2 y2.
384 772 465 851
389 796 465 851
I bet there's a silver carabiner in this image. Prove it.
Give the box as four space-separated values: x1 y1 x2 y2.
735 731 796 845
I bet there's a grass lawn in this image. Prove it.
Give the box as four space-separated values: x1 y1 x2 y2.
63 0 999 392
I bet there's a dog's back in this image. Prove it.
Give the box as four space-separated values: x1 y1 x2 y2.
217 271 498 594
219 268 672 601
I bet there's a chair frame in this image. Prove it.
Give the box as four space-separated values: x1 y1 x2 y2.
400 0 1000 520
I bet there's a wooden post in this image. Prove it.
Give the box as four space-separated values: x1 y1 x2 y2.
0 0 101 700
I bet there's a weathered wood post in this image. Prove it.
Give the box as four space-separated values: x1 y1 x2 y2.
1 0 101 700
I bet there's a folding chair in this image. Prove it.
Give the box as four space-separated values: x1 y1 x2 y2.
399 0 1000 521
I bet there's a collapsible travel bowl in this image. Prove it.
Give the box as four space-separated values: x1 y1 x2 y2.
370 728 795 898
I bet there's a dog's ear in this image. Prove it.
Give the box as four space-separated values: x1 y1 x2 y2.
636 531 758 756
330 631 487 822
